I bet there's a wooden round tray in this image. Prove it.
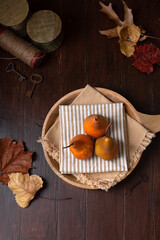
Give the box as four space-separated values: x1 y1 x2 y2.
41 87 160 189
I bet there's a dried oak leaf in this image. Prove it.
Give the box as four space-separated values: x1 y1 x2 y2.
132 44 160 74
0 137 33 184
99 1 143 57
8 173 43 208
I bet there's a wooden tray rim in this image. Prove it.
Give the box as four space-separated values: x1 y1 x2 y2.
41 87 141 189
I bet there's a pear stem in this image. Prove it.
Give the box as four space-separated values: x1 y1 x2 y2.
63 143 74 149
105 123 112 137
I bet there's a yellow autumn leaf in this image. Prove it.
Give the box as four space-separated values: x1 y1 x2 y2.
117 24 141 42
8 173 43 208
117 24 141 57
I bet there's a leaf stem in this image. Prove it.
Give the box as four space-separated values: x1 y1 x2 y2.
143 34 160 41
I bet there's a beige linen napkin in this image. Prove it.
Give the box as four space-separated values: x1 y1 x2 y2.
40 85 155 191
59 103 128 174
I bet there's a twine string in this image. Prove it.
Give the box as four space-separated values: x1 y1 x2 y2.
0 29 45 66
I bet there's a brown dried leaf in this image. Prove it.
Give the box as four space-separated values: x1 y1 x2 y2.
99 1 149 57
99 27 119 38
0 138 33 184
8 173 43 208
99 1 134 26
123 1 133 25
99 1 124 26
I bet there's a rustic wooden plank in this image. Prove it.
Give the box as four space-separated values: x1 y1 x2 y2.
86 188 124 240
0 0 160 240
84 2 124 239
123 0 160 238
56 1 87 239
153 135 160 240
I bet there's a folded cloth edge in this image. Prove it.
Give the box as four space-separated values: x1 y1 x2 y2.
75 131 155 190
38 131 155 191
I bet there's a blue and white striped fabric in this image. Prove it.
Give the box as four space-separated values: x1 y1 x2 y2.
59 103 128 174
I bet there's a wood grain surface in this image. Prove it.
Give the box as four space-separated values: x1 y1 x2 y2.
0 0 160 240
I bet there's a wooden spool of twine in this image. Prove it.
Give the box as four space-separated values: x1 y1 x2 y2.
0 0 29 36
0 27 45 68
27 10 63 53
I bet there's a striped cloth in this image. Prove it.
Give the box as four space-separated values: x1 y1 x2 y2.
59 103 128 174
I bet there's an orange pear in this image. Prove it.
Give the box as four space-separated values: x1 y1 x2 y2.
64 134 94 160
95 124 118 160
84 114 109 138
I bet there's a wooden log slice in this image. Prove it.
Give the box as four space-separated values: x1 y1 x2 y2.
27 10 63 52
0 0 29 27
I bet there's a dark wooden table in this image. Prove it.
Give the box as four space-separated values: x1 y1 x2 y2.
0 0 160 239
